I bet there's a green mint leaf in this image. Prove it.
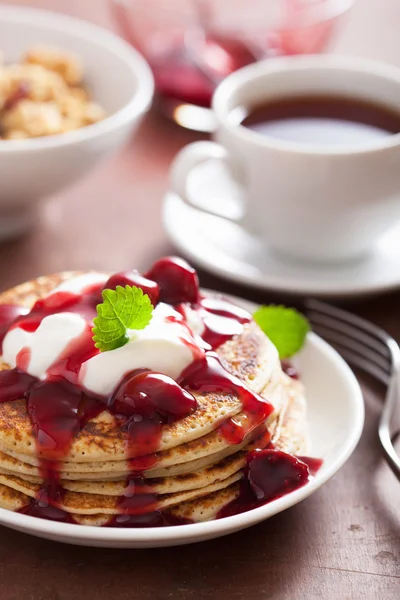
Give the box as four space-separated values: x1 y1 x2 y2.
92 285 153 352
253 305 310 359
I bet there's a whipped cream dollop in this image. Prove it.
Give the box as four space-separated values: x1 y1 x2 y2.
3 312 87 379
2 274 202 397
83 302 198 395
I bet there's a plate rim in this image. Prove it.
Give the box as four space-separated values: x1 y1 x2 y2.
0 294 365 545
163 192 400 298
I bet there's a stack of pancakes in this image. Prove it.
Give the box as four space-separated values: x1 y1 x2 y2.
0 274 309 525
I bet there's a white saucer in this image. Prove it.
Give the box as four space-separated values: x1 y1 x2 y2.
163 164 400 297
0 294 364 548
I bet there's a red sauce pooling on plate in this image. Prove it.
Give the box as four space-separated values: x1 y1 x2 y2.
0 257 320 526
217 448 317 519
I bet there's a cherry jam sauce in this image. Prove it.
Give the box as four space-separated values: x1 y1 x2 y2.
217 448 316 519
178 352 274 445
0 258 318 525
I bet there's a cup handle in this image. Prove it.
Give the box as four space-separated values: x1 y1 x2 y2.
170 141 245 221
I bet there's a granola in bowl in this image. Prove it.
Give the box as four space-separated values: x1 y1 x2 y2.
0 45 106 139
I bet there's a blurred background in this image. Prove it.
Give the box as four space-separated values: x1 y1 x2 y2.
0 0 399 292
6 0 400 130
7 1 398 66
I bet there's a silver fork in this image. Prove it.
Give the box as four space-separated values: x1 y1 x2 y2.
305 299 400 481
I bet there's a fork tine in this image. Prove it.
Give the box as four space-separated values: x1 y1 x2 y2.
305 299 400 480
306 299 393 346
308 311 391 363
307 299 393 376
379 375 400 479
309 320 391 374
312 329 390 385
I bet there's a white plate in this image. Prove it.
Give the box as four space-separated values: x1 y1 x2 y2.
0 295 364 548
162 164 400 297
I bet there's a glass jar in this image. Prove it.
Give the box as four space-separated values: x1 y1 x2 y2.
111 0 354 131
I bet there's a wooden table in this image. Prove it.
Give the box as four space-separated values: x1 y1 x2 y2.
0 1 399 599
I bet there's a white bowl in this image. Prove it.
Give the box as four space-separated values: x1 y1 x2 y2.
0 294 364 548
0 6 154 240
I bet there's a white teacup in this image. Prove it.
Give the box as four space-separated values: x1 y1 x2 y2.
170 56 400 263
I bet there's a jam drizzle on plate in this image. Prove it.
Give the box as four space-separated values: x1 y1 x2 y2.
217 448 315 519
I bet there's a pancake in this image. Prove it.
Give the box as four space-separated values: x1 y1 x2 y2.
167 483 241 523
0 273 281 462
0 471 243 515
0 361 282 466
0 424 260 481
0 266 312 526
171 383 310 523
0 366 286 477
0 384 309 522
0 424 261 481
1 480 229 528
0 416 273 494
0 450 246 496
272 379 309 455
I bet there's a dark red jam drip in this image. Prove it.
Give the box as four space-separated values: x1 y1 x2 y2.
217 448 317 519
19 489 76 523
0 369 35 403
27 379 103 464
178 352 274 445
145 256 200 304
0 368 104 519
127 453 160 473
247 449 310 501
114 476 158 517
110 369 197 459
0 374 103 456
7 367 197 520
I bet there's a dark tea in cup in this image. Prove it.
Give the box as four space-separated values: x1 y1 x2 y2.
238 95 400 147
